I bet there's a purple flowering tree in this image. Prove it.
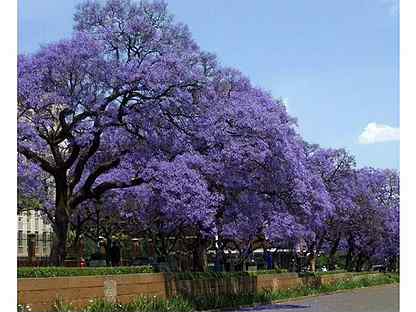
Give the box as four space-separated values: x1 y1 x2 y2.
341 168 399 271
304 145 357 271
181 68 335 268
17 0 399 271
18 0 216 265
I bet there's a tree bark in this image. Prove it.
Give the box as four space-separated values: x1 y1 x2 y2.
345 236 355 272
355 253 364 272
328 235 341 270
309 251 317 272
105 236 112 267
307 241 320 272
49 174 70 266
192 237 208 272
49 211 69 266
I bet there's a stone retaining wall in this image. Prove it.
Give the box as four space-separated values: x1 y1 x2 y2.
18 272 384 312
256 272 381 292
165 275 258 298
18 273 166 312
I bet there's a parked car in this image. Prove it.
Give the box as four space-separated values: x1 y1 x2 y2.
371 264 386 272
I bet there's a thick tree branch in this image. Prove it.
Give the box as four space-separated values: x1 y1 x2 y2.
18 146 56 175
69 177 144 210
81 158 122 194
92 177 144 198
68 130 102 193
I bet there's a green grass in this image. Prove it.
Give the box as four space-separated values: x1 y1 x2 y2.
17 266 154 278
81 296 193 312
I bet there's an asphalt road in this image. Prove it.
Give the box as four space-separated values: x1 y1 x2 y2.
230 284 399 312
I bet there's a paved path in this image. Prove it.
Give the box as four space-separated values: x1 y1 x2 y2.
230 284 399 312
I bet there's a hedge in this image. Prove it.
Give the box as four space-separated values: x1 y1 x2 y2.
171 269 290 280
17 266 363 279
248 268 289 276
17 267 294 279
17 266 153 278
172 271 250 280
296 270 386 278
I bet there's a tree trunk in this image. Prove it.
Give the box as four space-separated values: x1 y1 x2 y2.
307 242 318 272
105 236 112 267
345 252 353 272
345 235 355 272
309 252 317 272
328 235 341 271
394 256 399 272
355 253 364 272
49 174 70 266
391 256 399 272
192 237 208 272
49 208 69 266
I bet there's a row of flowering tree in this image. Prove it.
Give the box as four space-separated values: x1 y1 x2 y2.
17 0 399 270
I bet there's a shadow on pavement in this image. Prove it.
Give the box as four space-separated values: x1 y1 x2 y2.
228 303 310 311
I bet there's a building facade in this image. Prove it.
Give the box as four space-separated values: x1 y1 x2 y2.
17 210 53 259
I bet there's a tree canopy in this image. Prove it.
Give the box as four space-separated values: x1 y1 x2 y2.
17 0 399 270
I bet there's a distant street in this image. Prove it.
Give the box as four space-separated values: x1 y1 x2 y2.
231 284 399 312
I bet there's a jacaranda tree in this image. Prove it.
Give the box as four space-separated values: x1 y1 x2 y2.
342 168 399 271
18 0 220 265
303 145 357 271
17 0 399 270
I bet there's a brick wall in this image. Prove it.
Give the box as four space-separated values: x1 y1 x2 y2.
18 273 165 312
18 272 385 312
165 275 257 298
257 272 302 291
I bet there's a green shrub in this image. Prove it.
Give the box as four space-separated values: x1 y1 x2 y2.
50 297 74 312
81 296 193 312
172 271 250 280
299 270 346 277
17 266 153 278
249 268 289 276
172 269 289 281
316 269 347 276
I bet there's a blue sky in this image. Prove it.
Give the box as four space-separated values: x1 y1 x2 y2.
18 0 399 169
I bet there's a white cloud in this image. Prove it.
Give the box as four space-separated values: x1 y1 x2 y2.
358 122 400 144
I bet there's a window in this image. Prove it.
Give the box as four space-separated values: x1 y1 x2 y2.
18 215 23 230
35 231 39 251
42 232 47 248
26 212 31 231
18 230 23 247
